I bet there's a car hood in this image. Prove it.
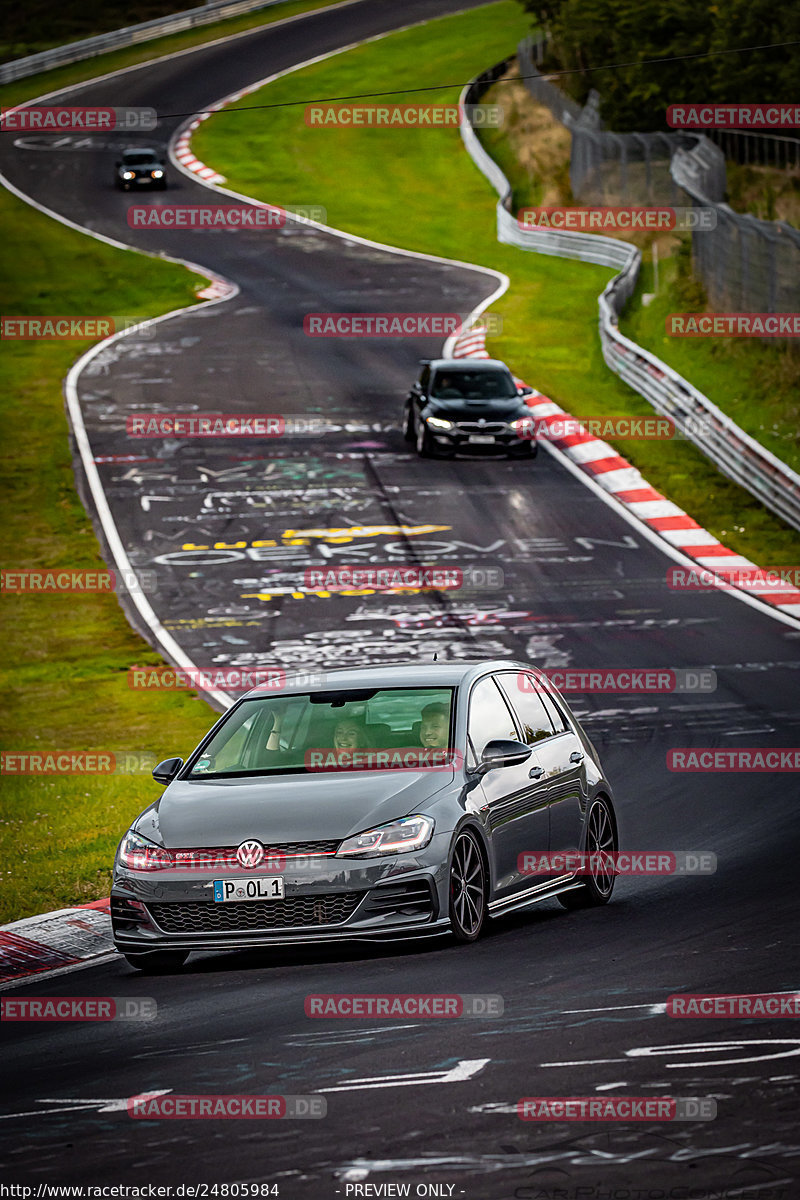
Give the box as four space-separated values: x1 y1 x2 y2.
133 768 453 847
428 398 523 421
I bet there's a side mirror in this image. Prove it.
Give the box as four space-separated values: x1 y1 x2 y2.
517 384 535 396
478 738 531 774
152 756 183 785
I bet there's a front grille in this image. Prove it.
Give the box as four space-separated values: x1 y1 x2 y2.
169 840 340 866
149 893 362 934
454 421 509 435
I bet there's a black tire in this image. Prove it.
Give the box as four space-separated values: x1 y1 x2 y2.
558 796 618 910
403 405 416 443
510 442 535 459
416 420 435 458
448 829 487 943
158 179 167 190
121 950 189 973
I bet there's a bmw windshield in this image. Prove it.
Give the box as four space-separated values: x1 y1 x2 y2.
430 368 517 399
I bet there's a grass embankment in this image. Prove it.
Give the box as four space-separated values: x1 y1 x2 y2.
193 1 800 563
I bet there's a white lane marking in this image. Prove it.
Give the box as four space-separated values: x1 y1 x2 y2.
542 1039 800 1070
0 1091 171 1121
316 1057 489 1092
562 1002 667 1014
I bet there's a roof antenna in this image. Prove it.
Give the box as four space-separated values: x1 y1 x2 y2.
433 651 438 661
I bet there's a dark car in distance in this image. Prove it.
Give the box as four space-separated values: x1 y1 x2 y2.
403 357 538 458
111 661 618 972
115 147 167 191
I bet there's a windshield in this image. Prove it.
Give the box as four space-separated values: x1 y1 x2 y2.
187 687 456 777
122 152 158 165
430 368 517 400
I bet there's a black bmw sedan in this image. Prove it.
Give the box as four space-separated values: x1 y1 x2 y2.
403 358 538 458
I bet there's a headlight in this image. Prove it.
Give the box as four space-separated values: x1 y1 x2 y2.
118 830 172 871
122 171 135 179
425 416 453 430
336 815 434 857
151 169 164 178
510 417 535 438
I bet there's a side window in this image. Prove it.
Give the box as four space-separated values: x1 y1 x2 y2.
540 688 568 733
467 676 519 758
499 674 556 745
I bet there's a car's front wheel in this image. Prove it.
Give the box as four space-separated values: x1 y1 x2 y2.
416 420 435 458
121 950 189 973
558 795 618 909
403 404 416 443
448 829 487 942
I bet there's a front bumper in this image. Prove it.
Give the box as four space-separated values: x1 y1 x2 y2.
426 424 537 456
112 839 452 953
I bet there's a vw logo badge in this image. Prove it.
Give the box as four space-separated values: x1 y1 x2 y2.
236 839 264 869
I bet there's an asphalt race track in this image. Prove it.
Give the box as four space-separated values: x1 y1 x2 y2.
1 0 799 1195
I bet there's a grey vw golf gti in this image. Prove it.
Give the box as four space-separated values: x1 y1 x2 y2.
112 661 619 971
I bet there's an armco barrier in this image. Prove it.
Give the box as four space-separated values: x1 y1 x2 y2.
0 0 288 84
461 62 800 533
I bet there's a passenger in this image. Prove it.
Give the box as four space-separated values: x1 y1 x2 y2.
419 702 450 749
333 717 368 750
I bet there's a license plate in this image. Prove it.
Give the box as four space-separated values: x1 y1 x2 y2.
213 877 285 902
468 434 495 444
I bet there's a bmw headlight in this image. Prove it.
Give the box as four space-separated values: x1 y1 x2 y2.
151 169 164 178
336 815 434 857
122 171 135 180
425 416 453 430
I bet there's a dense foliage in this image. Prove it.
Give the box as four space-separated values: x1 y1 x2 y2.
517 0 800 130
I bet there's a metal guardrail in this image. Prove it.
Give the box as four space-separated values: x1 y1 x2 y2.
0 0 287 84
459 62 800 533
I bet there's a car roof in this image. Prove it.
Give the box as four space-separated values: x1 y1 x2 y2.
424 358 511 371
241 659 538 699
122 147 159 156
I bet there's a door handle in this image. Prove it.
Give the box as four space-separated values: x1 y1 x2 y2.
529 765 545 779
570 750 584 764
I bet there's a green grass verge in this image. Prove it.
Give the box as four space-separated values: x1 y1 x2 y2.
193 0 800 565
0 0 346 109
0 189 220 924
621 250 800 476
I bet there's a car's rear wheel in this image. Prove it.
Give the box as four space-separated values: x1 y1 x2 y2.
448 830 487 942
558 795 618 909
121 950 189 973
